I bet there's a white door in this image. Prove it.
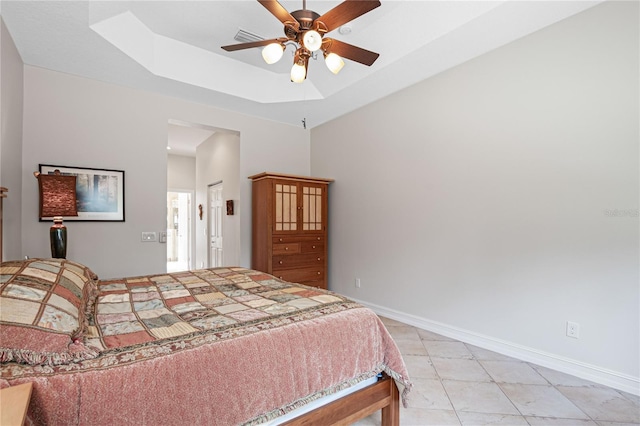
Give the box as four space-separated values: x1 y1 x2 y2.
208 183 223 267
167 191 192 272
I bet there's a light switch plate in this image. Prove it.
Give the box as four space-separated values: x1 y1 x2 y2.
141 232 157 242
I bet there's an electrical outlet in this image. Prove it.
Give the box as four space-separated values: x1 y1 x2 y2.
566 321 580 339
355 278 361 288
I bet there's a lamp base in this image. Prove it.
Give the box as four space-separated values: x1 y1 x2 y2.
50 216 67 259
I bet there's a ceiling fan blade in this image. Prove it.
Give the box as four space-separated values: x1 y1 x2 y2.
315 0 381 33
221 38 282 52
258 0 300 31
325 38 379 66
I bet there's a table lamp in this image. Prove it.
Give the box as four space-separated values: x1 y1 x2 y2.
34 170 78 258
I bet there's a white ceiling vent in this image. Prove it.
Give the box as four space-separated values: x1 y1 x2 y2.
234 29 264 44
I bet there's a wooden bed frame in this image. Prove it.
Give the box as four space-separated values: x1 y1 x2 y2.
286 373 399 426
0 186 401 425
0 187 7 262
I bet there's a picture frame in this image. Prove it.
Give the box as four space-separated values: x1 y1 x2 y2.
39 164 125 222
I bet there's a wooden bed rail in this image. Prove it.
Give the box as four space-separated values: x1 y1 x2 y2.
0 187 7 262
283 374 400 426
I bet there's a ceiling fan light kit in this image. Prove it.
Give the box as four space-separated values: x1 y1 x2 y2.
291 48 311 82
302 30 322 52
324 52 345 74
291 62 307 83
222 0 381 83
262 42 285 64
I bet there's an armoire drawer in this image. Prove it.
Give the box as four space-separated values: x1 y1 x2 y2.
272 237 323 255
273 235 324 244
272 243 301 255
272 253 324 269
274 267 324 284
300 241 323 253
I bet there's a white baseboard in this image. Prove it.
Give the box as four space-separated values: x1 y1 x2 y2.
353 298 640 396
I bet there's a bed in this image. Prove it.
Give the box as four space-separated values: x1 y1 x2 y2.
0 255 411 425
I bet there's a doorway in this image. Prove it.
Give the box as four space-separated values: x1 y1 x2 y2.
167 191 193 272
208 182 223 267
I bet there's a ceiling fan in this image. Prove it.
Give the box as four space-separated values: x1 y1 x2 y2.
221 0 381 83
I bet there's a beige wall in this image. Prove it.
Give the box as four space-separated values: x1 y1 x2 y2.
20 66 310 278
167 154 196 191
195 131 241 268
0 17 24 260
311 1 639 391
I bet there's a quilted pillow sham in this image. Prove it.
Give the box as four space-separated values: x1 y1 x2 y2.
0 258 100 366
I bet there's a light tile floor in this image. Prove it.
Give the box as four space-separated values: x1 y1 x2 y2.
355 317 640 426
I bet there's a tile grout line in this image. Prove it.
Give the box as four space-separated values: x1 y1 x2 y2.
418 335 464 426
462 341 529 421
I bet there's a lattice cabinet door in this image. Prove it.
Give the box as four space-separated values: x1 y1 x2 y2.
301 183 324 231
274 181 298 231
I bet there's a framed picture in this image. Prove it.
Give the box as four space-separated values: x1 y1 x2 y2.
39 164 125 222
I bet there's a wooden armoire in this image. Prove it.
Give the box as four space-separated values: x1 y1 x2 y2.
249 172 333 289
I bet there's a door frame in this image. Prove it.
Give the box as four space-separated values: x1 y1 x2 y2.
208 181 223 268
167 188 195 272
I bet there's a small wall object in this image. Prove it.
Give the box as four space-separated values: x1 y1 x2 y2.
198 204 203 220
226 200 234 216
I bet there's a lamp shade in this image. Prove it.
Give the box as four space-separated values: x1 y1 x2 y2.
291 48 310 83
302 30 322 52
325 52 345 74
291 63 307 83
262 42 284 64
36 171 78 218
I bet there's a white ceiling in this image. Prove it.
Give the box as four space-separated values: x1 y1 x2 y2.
167 123 216 157
2 0 601 154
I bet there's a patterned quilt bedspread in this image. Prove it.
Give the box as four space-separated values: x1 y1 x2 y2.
1 266 410 425
88 267 346 351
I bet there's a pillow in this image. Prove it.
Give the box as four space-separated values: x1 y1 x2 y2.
0 258 100 366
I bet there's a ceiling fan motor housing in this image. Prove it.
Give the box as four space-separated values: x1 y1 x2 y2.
291 9 321 30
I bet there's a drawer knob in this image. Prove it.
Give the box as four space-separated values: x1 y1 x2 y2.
317 258 321 261
279 261 283 264
317 271 321 275
312 245 316 249
279 238 283 242
317 237 321 240
285 247 289 250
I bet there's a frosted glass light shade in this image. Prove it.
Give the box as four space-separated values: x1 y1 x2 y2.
302 30 322 52
325 52 345 74
262 43 284 64
290 63 307 83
